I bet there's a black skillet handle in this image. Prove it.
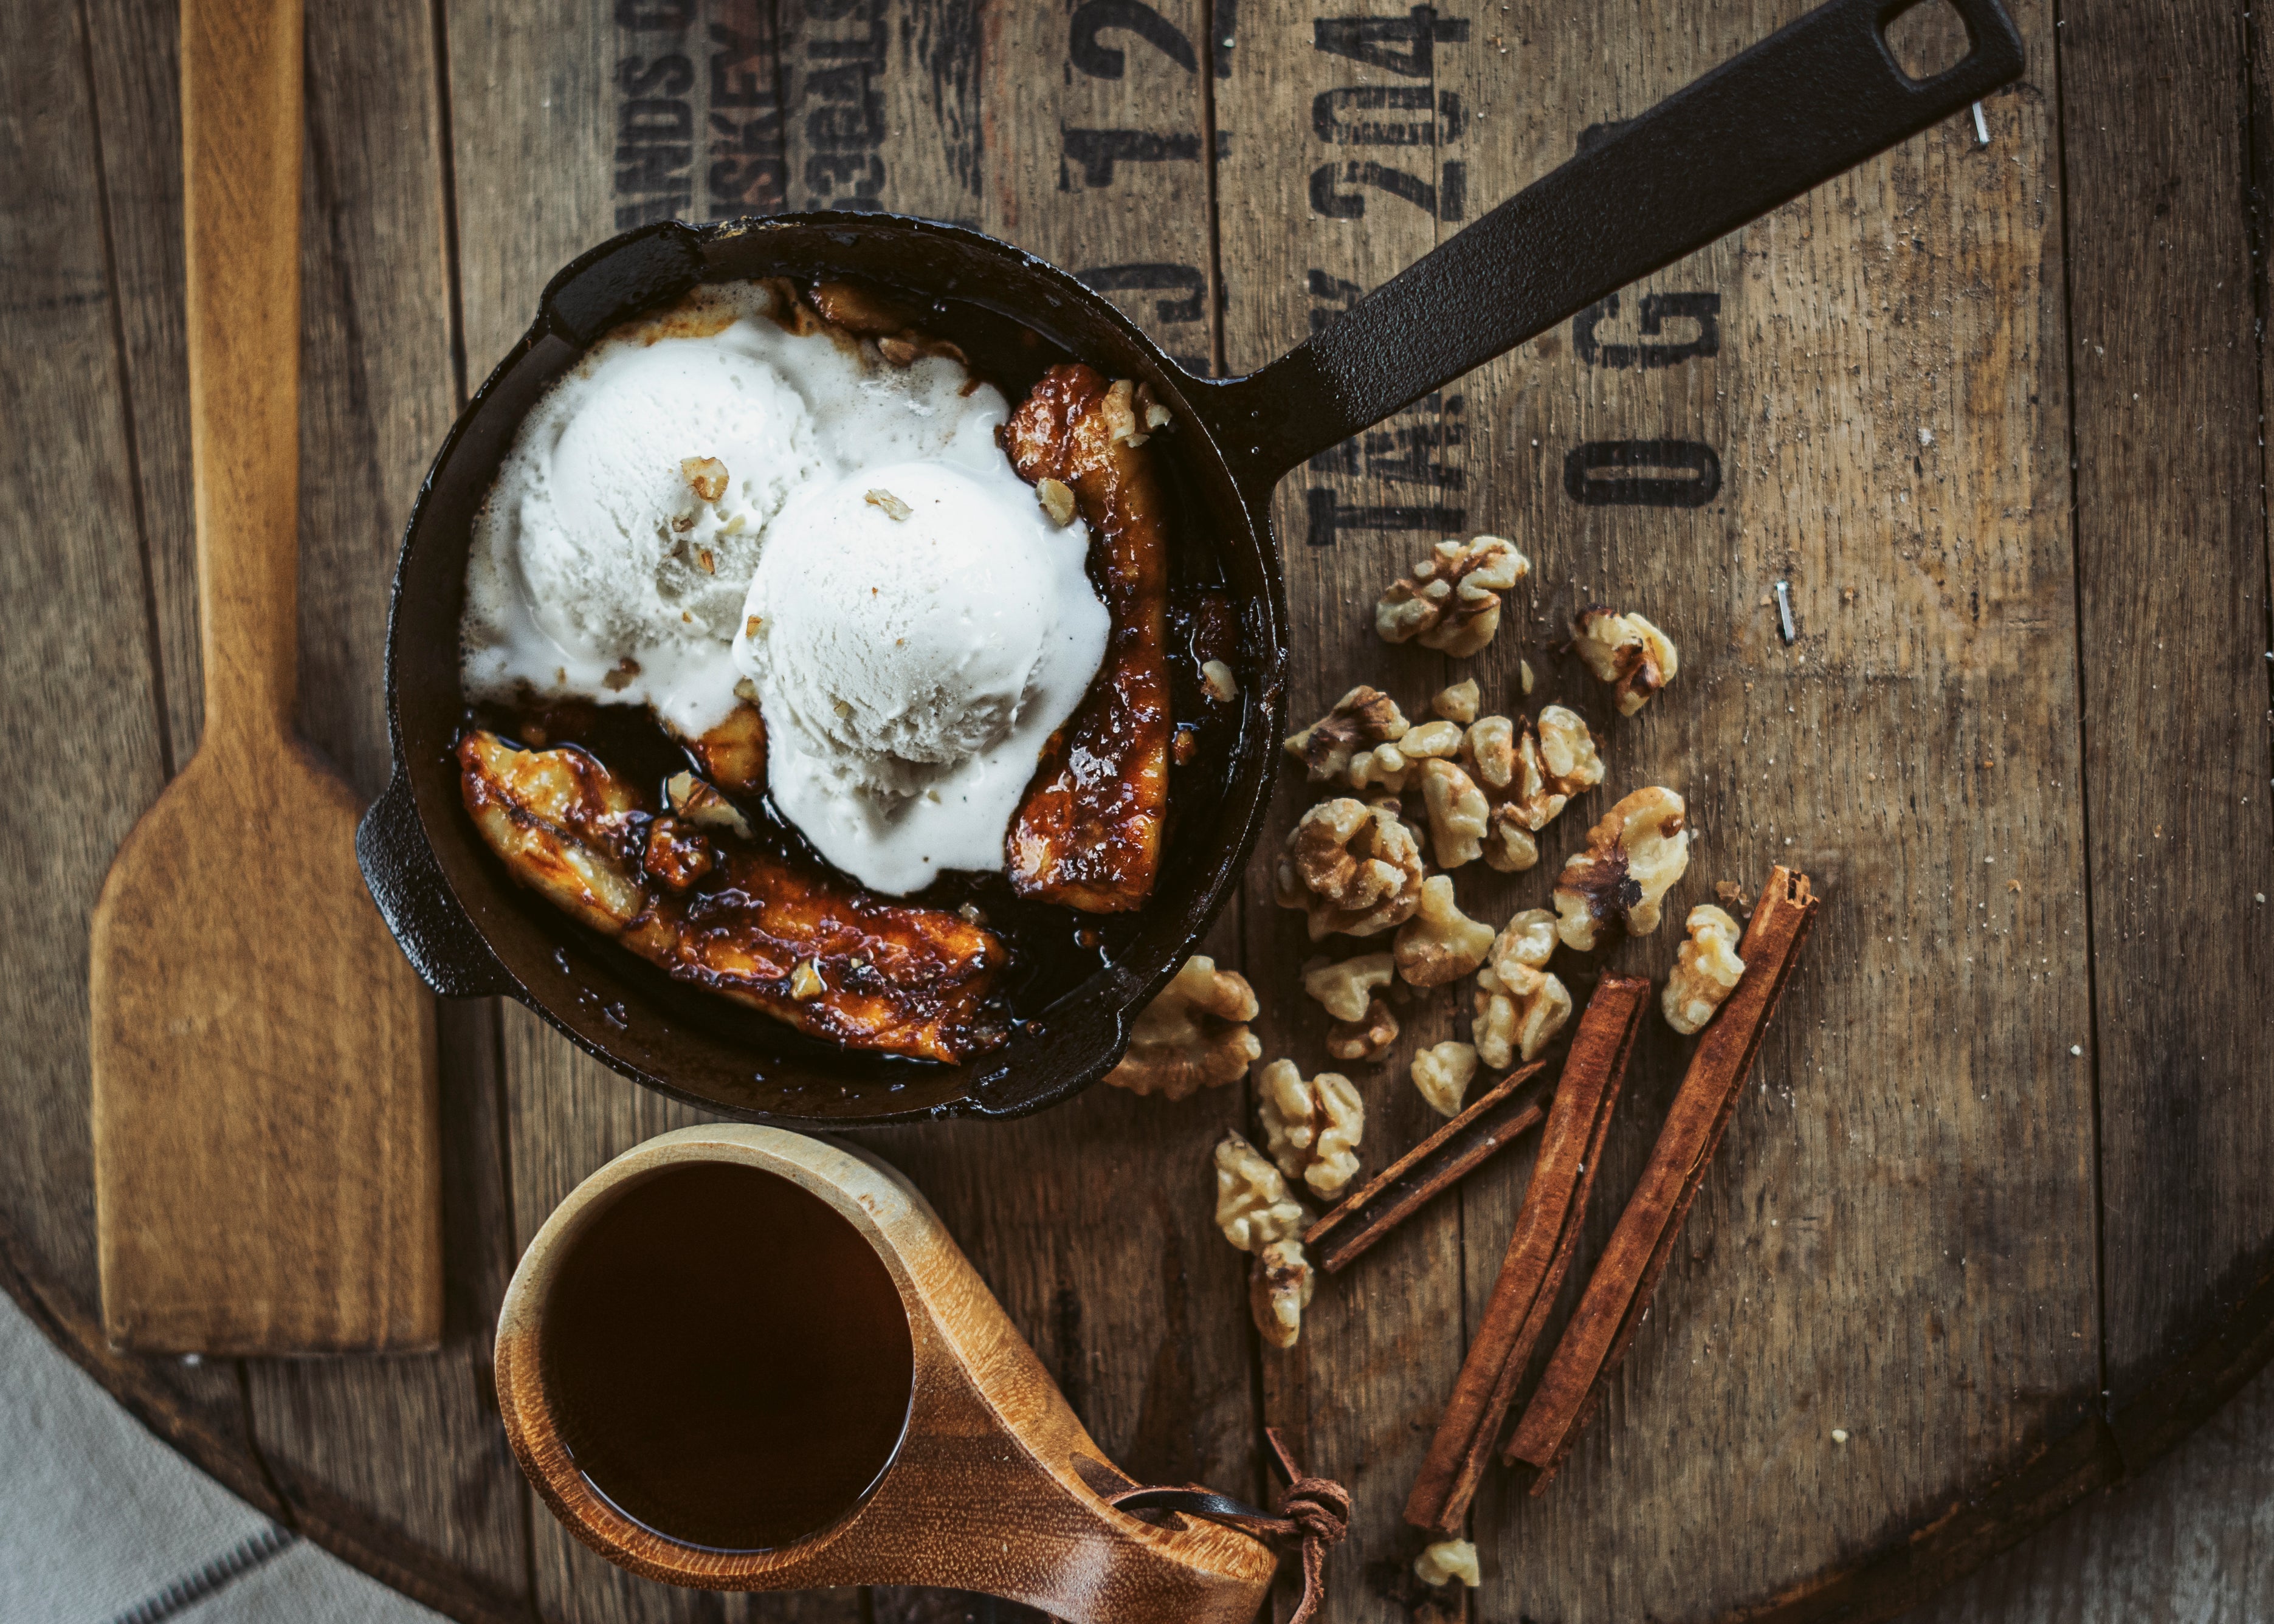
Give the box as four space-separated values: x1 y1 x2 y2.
1197 0 2024 484
357 771 519 999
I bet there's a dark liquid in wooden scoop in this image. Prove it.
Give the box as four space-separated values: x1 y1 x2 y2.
538 1161 914 1551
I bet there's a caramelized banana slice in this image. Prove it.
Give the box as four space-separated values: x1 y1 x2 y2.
680 698 767 796
458 731 646 933
1004 364 1171 912
458 731 1006 1062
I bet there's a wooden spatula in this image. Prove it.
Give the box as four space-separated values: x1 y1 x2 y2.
89 0 441 1354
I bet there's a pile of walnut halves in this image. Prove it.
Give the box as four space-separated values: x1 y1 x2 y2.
1103 533 1765 1354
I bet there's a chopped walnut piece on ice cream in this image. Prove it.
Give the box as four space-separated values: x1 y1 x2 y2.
1106 955 1262 1099
1376 535 1529 656
1273 798 1426 939
1662 904 1746 1034
1574 607 1679 715
680 456 729 503
1554 786 1691 951
1257 1060 1365 1197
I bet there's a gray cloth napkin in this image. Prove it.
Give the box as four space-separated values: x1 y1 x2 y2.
0 1293 437 1624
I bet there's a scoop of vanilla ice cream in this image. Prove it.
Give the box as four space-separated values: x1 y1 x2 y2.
735 459 1109 893
463 285 1016 738
522 337 818 655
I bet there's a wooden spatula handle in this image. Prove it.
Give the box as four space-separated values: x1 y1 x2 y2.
184 0 301 748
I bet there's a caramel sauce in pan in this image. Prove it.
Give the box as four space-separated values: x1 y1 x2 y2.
539 1161 914 1551
467 280 1246 1050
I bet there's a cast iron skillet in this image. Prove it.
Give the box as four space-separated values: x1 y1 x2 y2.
357 0 2022 1127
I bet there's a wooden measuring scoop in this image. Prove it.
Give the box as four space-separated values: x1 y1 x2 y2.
495 1127 1281 1620
87 0 440 1352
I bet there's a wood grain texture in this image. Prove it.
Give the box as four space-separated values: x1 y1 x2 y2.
0 0 171 1327
78 0 202 772
89 0 443 1356
1447 1 2097 1615
1908 1364 2274 1624
2064 0 2274 1401
0 0 267 1472
7 0 2274 1617
239 0 528 1587
1219 9 1483 1613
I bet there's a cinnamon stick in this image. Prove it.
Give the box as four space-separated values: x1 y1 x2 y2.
1402 975 1651 1534
1304 1062 1547 1275
1504 867 1820 1485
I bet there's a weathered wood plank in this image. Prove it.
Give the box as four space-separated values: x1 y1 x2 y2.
1221 0 2100 1618
77 0 201 772
2068 0 2274 1400
0 0 168 1321
1906 1362 2274 1624
1447 2 2098 1617
0 0 260 1461
1218 5 1479 1615
66 0 538 1595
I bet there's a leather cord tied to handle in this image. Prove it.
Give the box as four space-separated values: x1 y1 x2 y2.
1106 1429 1349 1624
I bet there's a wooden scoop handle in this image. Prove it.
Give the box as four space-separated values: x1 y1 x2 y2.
184 0 301 748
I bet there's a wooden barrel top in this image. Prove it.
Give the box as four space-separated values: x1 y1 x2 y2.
5 0 2269 1620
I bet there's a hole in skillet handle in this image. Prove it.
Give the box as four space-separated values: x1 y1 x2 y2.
1881 0 1975 84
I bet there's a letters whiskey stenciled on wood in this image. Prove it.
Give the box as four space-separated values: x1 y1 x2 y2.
6 1 2274 1623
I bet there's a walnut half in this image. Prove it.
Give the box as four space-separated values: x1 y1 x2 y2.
1575 607 1680 715
1302 952 1401 1062
1250 1238 1315 1352
1376 535 1530 656
1214 1135 1315 1350
1394 875 1496 988
1273 798 1426 940
1663 904 1746 1034
1215 1133 1304 1253
1258 1060 1365 1198
1411 1040 1478 1117
1472 907 1572 1067
1106 956 1262 1100
1554 787 1692 951
1284 686 1410 783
